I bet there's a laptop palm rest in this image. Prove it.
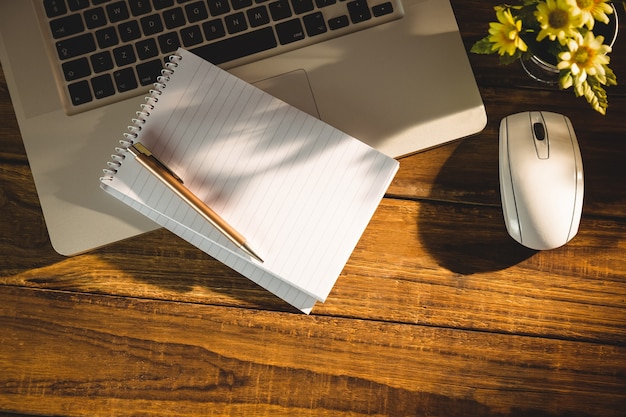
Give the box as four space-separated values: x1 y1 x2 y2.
253 70 321 120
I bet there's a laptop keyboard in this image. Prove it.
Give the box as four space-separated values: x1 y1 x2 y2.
35 0 404 115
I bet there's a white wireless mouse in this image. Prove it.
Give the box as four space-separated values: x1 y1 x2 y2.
499 111 584 250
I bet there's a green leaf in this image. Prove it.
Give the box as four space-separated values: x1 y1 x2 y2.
605 66 618 86
470 37 495 55
499 52 522 65
579 77 609 115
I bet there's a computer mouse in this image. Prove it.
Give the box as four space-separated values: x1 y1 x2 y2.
499 111 584 250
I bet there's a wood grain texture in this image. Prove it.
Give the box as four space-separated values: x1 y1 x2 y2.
2 286 625 417
1 0 625 416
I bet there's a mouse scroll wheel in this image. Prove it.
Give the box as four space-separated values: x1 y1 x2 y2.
533 122 546 141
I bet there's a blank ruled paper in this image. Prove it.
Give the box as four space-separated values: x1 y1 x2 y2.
101 48 398 312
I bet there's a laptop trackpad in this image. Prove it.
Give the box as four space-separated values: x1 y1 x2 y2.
252 69 320 119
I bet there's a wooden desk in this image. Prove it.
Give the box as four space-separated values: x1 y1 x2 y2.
1 1 625 415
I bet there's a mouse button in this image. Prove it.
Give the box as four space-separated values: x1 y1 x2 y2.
531 113 549 160
547 120 577 165
533 125 550 160
542 112 572 144
509 134 539 170
533 122 545 140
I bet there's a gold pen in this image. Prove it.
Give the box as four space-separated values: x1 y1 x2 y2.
127 142 263 263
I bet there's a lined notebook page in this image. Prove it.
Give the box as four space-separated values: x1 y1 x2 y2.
101 48 398 311
101 181 319 312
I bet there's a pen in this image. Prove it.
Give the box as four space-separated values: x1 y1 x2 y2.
127 142 263 263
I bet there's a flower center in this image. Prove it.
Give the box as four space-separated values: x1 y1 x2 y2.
576 0 594 10
548 9 570 28
573 46 595 66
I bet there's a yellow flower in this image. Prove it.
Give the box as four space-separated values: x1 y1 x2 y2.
557 31 612 86
488 7 528 55
574 0 614 29
535 0 584 44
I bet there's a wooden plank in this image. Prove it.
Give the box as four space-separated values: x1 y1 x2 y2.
1 286 625 417
325 199 626 344
3 198 625 344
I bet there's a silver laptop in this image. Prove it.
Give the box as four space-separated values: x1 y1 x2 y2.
0 0 485 256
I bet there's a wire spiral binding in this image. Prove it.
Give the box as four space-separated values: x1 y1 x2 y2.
100 52 182 181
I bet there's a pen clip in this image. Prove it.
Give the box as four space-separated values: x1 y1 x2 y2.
128 142 184 184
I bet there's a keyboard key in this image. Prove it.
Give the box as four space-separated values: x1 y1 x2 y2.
232 0 253 10
291 0 313 14
118 20 142 41
56 33 96 60
269 0 292 21
158 32 181 53
90 51 114 73
140 14 164 35
95 26 119 48
136 59 164 85
202 19 226 41
91 74 116 99
68 80 93 105
84 7 107 29
163 7 187 28
207 0 231 16
303 12 326 36
67 0 90 11
225 12 248 34
41 0 405 112
44 0 68 18
114 67 138 92
247 6 270 27
136 38 159 59
62 57 91 81
191 27 277 64
315 0 336 7
372 1 393 16
180 25 204 46
185 1 209 22
106 1 130 22
275 18 304 44
49 14 84 39
128 0 152 16
153 0 175 9
328 15 348 30
347 0 371 23
113 44 137 66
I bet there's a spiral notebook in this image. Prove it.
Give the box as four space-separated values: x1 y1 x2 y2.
100 48 399 312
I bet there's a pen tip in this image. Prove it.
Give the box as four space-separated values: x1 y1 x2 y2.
242 242 264 263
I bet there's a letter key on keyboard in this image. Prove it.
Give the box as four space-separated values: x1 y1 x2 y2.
37 0 405 114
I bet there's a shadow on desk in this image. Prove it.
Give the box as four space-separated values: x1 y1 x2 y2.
417 137 536 275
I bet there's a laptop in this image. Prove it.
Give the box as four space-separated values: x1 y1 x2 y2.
0 0 485 256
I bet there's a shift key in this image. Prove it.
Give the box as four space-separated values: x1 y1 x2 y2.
56 33 96 60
